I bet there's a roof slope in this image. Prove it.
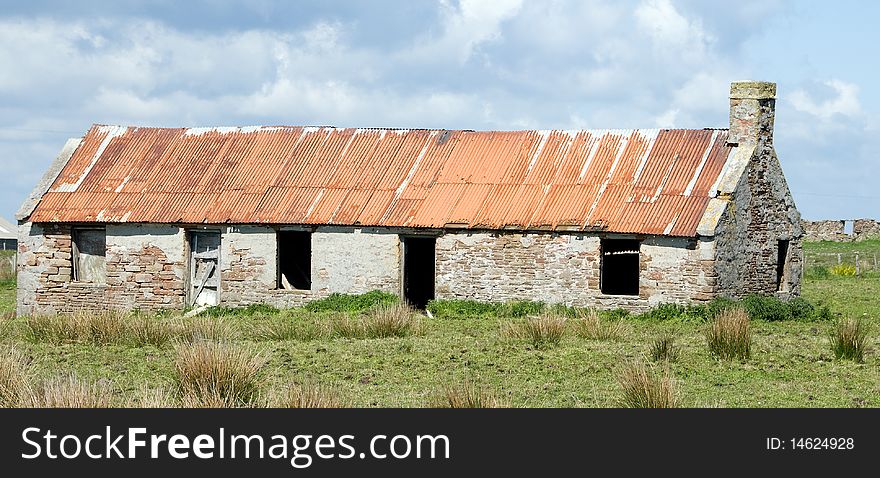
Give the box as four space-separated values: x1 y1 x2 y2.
28 124 735 236
0 216 15 240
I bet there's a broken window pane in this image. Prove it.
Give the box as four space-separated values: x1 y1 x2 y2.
73 228 106 284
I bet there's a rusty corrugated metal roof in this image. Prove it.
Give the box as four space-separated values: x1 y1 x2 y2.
29 125 735 236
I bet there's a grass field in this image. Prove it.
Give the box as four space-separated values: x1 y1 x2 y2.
0 241 877 408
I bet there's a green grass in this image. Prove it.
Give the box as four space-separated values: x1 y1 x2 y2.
0 241 877 408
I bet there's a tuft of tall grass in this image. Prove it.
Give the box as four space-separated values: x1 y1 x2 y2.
25 375 114 408
174 341 265 407
706 307 751 360
429 381 506 408
829 317 870 362
649 332 679 362
364 303 422 338
501 312 566 348
177 317 233 343
0 346 29 407
25 311 180 346
274 381 348 408
130 385 178 408
617 361 680 408
252 316 329 341
330 304 423 339
572 308 625 340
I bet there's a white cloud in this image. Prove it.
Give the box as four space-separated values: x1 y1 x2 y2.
634 0 713 64
406 0 523 64
0 1 871 220
789 79 862 121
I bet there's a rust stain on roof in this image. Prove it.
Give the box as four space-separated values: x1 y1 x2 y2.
29 125 735 236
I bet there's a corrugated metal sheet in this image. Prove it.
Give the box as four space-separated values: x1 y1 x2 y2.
29 124 735 236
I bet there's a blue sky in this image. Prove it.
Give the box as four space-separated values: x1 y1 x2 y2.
0 0 876 222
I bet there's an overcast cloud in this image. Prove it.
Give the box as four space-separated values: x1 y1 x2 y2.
0 0 876 221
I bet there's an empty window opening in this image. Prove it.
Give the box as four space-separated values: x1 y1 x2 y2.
843 220 854 235
402 236 435 309
600 239 640 296
189 231 221 307
776 239 790 291
278 231 311 290
72 228 106 284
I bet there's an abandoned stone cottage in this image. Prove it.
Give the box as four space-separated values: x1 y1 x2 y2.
15 81 802 317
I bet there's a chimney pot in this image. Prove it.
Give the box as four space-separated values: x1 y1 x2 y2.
728 80 776 145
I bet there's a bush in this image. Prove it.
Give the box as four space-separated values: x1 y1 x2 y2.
501 312 566 348
787 297 815 320
741 295 792 322
205 304 279 317
806 266 830 280
706 307 751 360
649 332 679 362
426 299 500 318
429 381 506 408
305 291 398 313
25 375 114 408
499 301 546 318
829 317 870 362
572 309 625 340
830 264 857 277
617 361 680 408
174 342 265 407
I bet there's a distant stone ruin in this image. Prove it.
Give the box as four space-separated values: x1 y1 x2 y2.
801 219 880 242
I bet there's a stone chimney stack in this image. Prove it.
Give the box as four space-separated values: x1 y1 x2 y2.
728 80 776 145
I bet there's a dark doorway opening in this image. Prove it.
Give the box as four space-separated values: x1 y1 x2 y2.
600 239 640 296
776 239 789 291
278 231 311 290
402 236 435 309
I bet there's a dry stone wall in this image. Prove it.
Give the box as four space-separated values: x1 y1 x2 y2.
801 219 880 242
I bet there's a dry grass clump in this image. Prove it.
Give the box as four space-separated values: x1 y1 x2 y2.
706 307 751 360
429 381 507 408
617 361 680 408
130 385 179 408
501 312 567 348
571 308 625 340
830 317 870 362
274 381 348 408
25 375 114 408
0 346 30 407
177 317 233 343
252 315 329 341
174 341 265 407
649 332 679 362
26 311 180 347
331 304 423 339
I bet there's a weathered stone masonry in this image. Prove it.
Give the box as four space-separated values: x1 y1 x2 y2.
19 222 722 315
17 223 187 315
434 232 715 310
